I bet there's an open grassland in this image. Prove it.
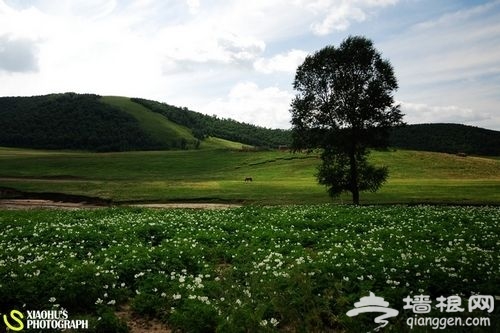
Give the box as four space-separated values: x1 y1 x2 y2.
0 147 499 205
0 205 498 332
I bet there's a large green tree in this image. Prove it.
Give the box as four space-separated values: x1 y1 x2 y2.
291 36 404 204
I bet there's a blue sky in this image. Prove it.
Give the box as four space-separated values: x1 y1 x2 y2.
1 0 499 130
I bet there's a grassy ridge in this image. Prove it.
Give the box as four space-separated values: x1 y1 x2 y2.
102 96 198 149
132 97 292 147
0 93 248 152
1 147 499 204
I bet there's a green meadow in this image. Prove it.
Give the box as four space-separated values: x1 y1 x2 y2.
0 147 499 205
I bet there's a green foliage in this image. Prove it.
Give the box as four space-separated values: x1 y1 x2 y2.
390 123 500 156
290 36 403 204
0 206 499 332
92 309 129 333
0 93 159 152
318 149 388 197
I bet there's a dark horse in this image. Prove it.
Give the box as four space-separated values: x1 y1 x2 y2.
244 177 253 182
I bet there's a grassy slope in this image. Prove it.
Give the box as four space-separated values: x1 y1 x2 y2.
102 96 249 150
200 137 253 150
0 147 499 205
101 96 197 147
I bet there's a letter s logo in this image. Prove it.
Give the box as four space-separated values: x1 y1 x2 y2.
3 309 24 331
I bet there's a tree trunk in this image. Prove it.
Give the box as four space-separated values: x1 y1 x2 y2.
352 186 360 205
349 148 360 205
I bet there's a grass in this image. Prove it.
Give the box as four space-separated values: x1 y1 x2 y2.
1 205 498 332
101 96 197 148
102 97 252 151
0 147 499 205
200 137 253 150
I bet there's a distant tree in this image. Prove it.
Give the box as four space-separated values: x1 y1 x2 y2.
291 36 404 204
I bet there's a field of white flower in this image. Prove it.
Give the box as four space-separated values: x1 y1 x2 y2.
0 205 499 332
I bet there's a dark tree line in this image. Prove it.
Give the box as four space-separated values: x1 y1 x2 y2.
2 93 497 155
0 93 160 151
389 123 500 156
131 98 292 148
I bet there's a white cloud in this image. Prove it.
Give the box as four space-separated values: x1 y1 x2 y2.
379 1 500 130
65 0 117 19
160 31 266 74
311 3 366 34
400 101 492 125
254 49 308 74
384 1 500 88
1 0 499 131
200 82 293 129
297 0 398 35
185 0 200 14
0 35 39 72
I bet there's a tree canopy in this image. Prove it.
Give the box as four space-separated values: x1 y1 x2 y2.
291 36 404 204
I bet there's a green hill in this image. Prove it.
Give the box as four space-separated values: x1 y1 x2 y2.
0 93 159 151
0 93 289 151
131 98 291 148
0 93 253 151
2 93 499 155
389 123 500 156
101 96 198 149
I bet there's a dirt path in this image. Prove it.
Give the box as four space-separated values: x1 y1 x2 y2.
128 203 242 209
115 305 172 333
0 199 104 210
0 199 241 210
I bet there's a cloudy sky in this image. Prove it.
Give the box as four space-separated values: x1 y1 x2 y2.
1 0 499 130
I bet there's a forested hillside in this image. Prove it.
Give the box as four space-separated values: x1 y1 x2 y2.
0 93 291 151
1 93 498 155
389 123 500 156
131 98 291 148
0 93 161 151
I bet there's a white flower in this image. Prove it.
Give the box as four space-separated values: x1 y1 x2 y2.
49 297 56 303
270 318 279 327
173 293 182 300
259 320 268 327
